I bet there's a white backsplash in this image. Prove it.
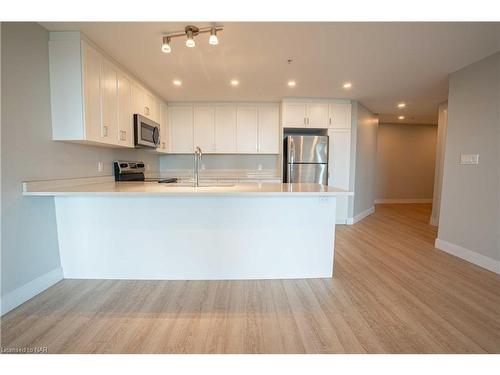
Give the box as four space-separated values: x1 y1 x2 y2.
159 154 280 176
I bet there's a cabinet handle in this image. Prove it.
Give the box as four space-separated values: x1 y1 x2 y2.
103 125 108 137
304 117 307 125
329 118 332 125
307 117 310 125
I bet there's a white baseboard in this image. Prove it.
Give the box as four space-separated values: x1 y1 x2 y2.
375 198 433 204
435 239 500 275
351 206 375 224
1 267 63 315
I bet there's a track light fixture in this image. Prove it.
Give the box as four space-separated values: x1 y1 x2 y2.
161 24 223 54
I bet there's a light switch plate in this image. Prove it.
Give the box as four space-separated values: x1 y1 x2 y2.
97 161 103 173
460 154 479 165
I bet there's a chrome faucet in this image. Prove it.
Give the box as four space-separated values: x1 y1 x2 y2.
193 146 203 187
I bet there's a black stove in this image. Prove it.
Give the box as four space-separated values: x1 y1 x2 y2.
113 161 177 183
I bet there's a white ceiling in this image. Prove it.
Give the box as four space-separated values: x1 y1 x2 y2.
40 22 500 124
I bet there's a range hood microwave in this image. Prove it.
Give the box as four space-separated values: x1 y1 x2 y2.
134 114 160 149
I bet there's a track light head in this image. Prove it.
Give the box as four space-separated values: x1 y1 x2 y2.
209 27 219 45
161 36 171 54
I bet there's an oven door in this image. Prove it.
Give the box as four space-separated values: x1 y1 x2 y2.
134 114 160 148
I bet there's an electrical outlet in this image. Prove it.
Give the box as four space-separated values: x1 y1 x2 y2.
146 164 150 171
201 164 206 170
258 163 263 171
460 154 479 165
97 161 103 173
319 196 329 205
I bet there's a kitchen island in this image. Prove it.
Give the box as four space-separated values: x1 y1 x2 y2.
23 179 352 280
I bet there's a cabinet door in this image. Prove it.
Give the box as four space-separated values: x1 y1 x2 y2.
131 83 145 116
282 102 306 128
194 106 215 152
306 103 329 128
101 60 118 144
328 129 351 222
82 42 102 142
329 102 352 129
215 106 237 153
236 105 258 153
143 91 158 121
157 102 168 152
169 105 193 153
117 72 133 147
258 105 279 154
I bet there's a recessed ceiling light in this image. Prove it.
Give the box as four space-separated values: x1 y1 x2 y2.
343 82 352 89
288 80 296 87
230 80 239 86
398 115 405 120
173 80 182 86
397 102 406 108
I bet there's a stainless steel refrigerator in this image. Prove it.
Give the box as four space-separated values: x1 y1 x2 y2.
285 135 328 184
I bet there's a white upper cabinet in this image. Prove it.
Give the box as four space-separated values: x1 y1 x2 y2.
282 99 352 130
117 72 133 147
306 103 329 128
329 103 352 129
214 106 237 153
257 105 280 153
156 102 169 153
169 105 194 153
236 105 259 153
81 40 101 143
282 102 307 128
49 32 162 148
194 106 216 152
100 60 119 144
167 103 279 155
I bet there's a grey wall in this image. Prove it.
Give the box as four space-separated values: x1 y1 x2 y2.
438 51 500 262
352 102 379 216
376 123 437 201
1 23 159 297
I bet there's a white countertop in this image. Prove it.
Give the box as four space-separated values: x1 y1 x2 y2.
22 179 353 197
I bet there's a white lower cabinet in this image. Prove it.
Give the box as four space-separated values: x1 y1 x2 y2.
328 129 351 223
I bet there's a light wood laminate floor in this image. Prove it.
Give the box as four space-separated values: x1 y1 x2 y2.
2 204 499 353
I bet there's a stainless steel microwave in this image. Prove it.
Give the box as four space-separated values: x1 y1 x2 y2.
134 114 160 148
